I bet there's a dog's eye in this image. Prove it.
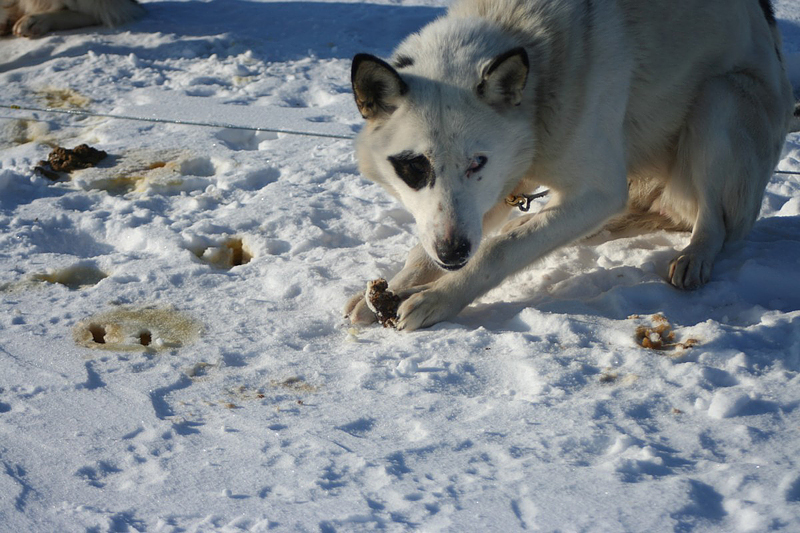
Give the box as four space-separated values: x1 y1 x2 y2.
467 155 487 176
388 153 434 190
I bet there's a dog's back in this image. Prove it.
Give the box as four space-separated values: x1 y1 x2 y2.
447 0 792 173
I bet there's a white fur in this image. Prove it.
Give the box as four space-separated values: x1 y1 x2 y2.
346 0 795 331
1 0 142 37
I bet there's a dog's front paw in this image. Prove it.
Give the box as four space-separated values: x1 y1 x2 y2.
13 14 49 38
668 251 712 290
395 283 466 331
343 291 377 325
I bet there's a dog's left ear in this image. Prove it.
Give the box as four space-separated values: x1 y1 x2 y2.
352 53 409 120
477 47 529 107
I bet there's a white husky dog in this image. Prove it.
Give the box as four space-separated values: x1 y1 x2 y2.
345 0 795 331
0 0 142 37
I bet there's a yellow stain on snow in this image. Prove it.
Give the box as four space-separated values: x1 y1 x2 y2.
36 87 91 109
74 306 203 352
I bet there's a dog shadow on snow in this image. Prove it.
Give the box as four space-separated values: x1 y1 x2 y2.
3 5 799 72
0 1 444 72
454 214 800 336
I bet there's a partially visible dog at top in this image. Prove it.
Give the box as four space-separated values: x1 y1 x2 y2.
1 0 143 38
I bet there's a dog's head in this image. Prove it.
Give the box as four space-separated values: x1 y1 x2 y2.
351 22 535 270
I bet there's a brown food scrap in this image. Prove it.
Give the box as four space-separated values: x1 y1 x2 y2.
637 324 674 350
652 313 669 325
635 314 699 351
34 165 61 181
681 338 699 349
365 278 401 328
35 144 107 179
48 144 107 171
636 323 671 350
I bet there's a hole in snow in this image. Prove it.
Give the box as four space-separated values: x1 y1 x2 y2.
193 237 253 270
74 307 202 352
32 264 107 290
88 324 106 344
138 330 152 347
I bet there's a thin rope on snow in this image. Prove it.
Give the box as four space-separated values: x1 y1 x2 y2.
3 103 800 177
0 103 357 141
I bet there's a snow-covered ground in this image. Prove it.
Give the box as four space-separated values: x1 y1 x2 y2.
1 0 799 531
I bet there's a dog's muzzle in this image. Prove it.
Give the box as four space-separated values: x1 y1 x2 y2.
435 237 471 270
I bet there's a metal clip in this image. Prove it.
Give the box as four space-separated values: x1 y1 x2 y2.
504 190 549 212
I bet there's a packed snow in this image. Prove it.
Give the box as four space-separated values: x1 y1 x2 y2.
1 1 799 531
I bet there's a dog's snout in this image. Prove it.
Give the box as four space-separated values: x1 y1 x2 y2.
435 236 471 269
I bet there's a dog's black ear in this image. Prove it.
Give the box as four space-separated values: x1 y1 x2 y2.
352 53 409 120
477 47 529 107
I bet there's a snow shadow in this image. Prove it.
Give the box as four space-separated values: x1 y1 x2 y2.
0 169 76 212
1 1 443 72
671 480 726 532
459 214 800 331
778 19 800 54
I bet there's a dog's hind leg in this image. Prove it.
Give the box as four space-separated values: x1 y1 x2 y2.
665 72 790 289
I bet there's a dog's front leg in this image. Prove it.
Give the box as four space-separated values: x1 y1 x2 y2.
395 186 627 331
344 243 445 325
345 199 517 325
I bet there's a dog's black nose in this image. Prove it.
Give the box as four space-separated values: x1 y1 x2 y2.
435 237 471 269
